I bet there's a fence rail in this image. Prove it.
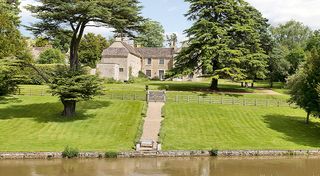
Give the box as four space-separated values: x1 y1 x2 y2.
14 87 294 107
166 95 294 107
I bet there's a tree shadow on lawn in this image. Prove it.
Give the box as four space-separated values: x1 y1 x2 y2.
0 100 111 123
0 96 22 104
263 114 320 148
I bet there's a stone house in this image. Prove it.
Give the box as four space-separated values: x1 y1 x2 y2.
97 39 177 81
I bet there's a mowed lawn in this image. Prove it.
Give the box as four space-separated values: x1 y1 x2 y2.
0 96 144 152
161 103 320 150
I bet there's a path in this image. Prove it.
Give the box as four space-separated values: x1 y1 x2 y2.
141 102 164 142
137 91 165 151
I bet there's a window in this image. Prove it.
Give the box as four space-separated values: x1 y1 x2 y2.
146 70 151 77
147 58 152 65
119 68 124 72
159 58 164 65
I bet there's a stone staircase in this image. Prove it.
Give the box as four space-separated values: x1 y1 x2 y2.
136 140 161 152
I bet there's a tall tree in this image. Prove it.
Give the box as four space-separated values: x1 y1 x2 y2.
135 20 164 47
271 20 312 50
27 0 144 117
79 33 110 68
166 33 178 48
0 0 24 59
268 45 290 87
173 0 269 90
0 0 29 95
287 49 320 124
27 0 144 71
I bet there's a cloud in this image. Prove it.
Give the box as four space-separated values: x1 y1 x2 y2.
247 0 320 29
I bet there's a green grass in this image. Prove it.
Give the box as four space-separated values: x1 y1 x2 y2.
18 79 289 100
160 103 320 150
0 96 144 152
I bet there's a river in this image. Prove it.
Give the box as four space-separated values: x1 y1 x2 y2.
1 157 320 176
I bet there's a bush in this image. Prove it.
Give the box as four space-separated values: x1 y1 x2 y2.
0 60 18 96
210 149 219 156
105 151 118 158
62 146 79 158
38 48 66 64
105 78 122 84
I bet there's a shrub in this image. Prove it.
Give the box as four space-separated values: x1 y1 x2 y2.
104 78 122 84
0 60 18 96
105 151 118 158
38 48 66 64
210 149 219 156
62 146 79 158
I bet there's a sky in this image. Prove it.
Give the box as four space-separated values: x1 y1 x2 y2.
19 0 320 44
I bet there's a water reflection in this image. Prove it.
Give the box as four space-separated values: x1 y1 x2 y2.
1 157 320 176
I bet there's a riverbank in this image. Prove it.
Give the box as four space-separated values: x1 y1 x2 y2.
2 149 320 159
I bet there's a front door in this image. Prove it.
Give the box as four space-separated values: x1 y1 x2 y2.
159 70 165 80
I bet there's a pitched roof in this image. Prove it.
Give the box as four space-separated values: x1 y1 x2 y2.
102 48 129 57
102 41 177 58
102 41 141 57
136 48 174 58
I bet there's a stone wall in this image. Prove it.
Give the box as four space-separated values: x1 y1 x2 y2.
2 150 320 159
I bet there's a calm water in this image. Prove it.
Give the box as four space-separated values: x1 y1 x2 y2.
1 157 320 176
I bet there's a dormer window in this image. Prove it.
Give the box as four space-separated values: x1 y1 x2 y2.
147 58 152 65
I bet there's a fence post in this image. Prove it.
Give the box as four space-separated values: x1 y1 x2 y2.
29 88 31 96
187 95 190 102
232 97 235 105
243 99 246 106
221 97 223 104
41 89 44 96
18 88 21 95
255 99 257 106
198 96 200 104
175 95 178 102
210 97 213 104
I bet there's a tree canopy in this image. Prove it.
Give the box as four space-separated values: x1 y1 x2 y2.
79 33 110 68
0 0 25 59
135 20 165 47
271 20 312 50
38 48 66 64
173 0 270 89
287 49 320 124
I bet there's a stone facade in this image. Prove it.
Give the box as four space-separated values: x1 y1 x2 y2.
97 39 176 81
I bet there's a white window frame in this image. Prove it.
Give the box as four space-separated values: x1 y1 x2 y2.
159 58 164 65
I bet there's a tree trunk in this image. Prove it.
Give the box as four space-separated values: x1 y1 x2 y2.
269 80 273 88
61 100 76 117
251 82 254 88
210 78 218 90
241 82 244 87
306 111 310 124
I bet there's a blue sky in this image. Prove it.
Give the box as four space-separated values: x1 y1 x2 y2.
20 0 320 44
20 0 192 44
